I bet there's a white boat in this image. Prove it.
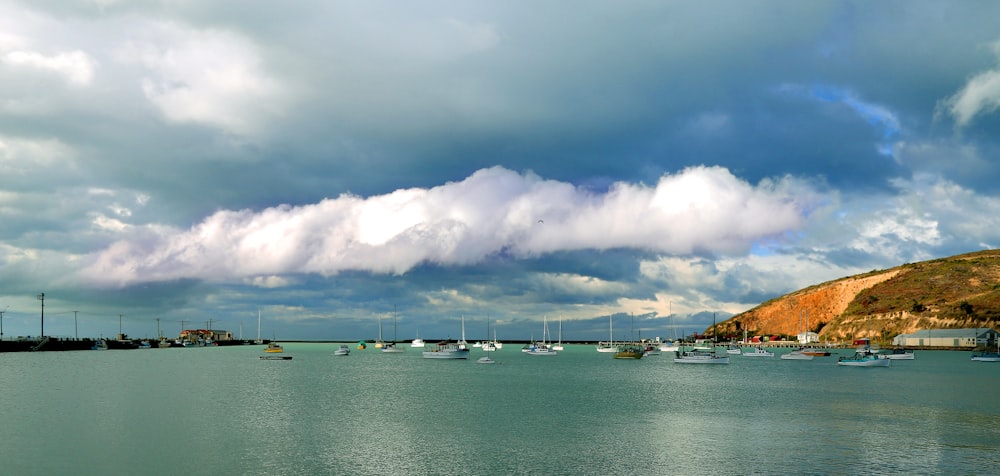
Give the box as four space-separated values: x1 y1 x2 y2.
884 348 914 360
780 349 814 360
422 341 471 359
742 346 774 357
334 344 351 356
482 319 498 352
725 344 742 355
411 331 425 348
374 314 384 349
595 315 618 353
526 316 558 356
477 356 496 364
838 347 890 367
551 317 564 351
674 348 730 364
381 307 405 353
971 335 1000 362
91 339 108 351
457 315 469 350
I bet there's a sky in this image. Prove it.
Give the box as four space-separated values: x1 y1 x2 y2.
3 0 1000 343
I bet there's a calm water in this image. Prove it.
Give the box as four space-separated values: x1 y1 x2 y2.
2 344 999 475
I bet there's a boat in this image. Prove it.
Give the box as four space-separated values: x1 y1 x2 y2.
725 343 742 355
780 348 814 360
525 316 558 355
643 342 661 356
837 347 890 367
457 315 469 350
742 346 774 357
477 356 496 364
374 314 384 349
382 307 405 353
884 348 915 360
801 347 831 356
595 314 618 353
422 340 471 359
673 313 729 364
674 348 730 364
357 340 367 350
91 339 108 351
614 343 644 359
482 319 498 352
410 332 425 348
334 344 351 356
971 332 1000 362
264 341 283 353
260 355 293 360
551 317 564 351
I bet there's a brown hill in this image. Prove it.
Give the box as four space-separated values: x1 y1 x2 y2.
711 249 1000 344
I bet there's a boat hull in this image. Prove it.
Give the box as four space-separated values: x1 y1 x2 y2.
837 356 890 367
422 350 470 359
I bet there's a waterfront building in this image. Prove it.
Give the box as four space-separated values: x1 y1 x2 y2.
891 328 999 348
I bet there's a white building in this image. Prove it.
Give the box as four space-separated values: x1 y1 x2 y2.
797 331 819 344
891 328 999 348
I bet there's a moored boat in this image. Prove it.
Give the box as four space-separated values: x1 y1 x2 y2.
422 341 471 359
884 348 915 360
780 349 814 360
674 348 730 364
334 344 351 356
742 346 774 357
260 355 292 360
264 342 283 353
614 344 644 359
837 348 889 367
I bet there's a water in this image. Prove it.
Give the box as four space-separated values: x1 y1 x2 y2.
2 345 999 475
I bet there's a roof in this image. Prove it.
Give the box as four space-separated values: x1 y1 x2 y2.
896 328 998 339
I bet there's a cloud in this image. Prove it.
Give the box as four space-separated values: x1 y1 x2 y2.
81 166 815 287
777 83 900 156
116 22 284 136
1 49 96 85
941 39 1000 127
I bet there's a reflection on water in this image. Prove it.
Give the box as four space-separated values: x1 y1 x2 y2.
1 345 998 474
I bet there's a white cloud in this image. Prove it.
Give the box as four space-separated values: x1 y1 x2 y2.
117 22 284 136
1 49 97 86
942 39 1000 127
81 166 815 286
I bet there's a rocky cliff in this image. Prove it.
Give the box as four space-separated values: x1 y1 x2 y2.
712 250 1000 343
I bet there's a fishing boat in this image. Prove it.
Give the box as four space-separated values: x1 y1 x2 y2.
334 344 351 356
422 340 471 359
780 348 814 360
742 346 774 357
595 315 618 353
837 347 889 367
614 343 644 359
264 341 283 353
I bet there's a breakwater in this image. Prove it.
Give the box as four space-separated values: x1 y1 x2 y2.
0 337 265 352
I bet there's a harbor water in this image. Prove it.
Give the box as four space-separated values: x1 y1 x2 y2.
2 344 998 475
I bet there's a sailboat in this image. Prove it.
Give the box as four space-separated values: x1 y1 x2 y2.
457 315 468 350
614 313 643 359
422 316 471 359
525 316 557 355
374 314 384 349
551 317 564 351
595 315 618 353
382 306 405 353
482 318 498 352
658 302 680 352
254 309 263 345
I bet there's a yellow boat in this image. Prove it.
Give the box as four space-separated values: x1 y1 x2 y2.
264 342 283 353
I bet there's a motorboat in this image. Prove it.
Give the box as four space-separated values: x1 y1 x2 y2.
742 346 774 357
477 356 496 364
264 342 283 353
674 348 730 364
614 344 644 359
334 345 351 356
422 341 471 359
91 339 108 351
780 349 814 360
725 344 742 355
410 336 426 348
801 348 831 356
884 348 915 360
837 348 889 367
381 342 405 353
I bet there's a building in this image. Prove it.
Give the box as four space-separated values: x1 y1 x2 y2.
891 328 1000 348
797 331 819 344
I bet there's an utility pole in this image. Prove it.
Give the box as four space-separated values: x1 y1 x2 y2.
37 293 45 337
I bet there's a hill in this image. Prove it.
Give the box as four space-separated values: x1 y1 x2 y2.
711 249 1000 344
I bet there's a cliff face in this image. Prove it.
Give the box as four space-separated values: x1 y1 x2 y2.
714 250 1000 343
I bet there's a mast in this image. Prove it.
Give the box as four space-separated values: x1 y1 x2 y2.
257 309 261 343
